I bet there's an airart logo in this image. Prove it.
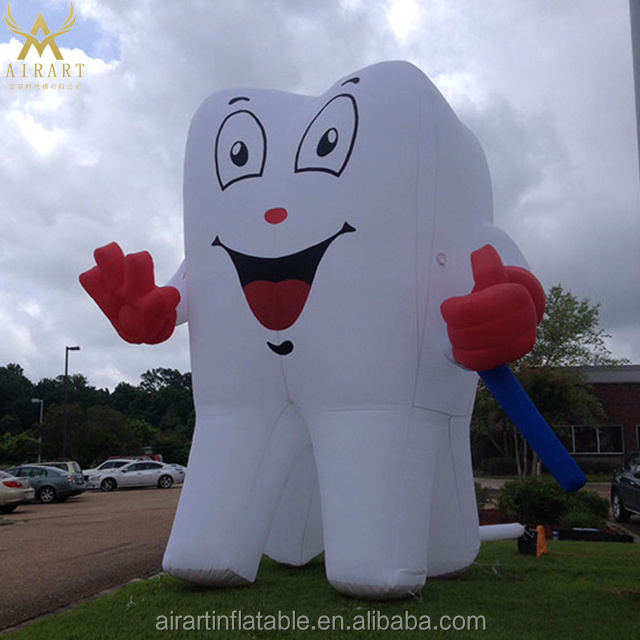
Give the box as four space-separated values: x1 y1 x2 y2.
4 2 85 89
5 1 76 60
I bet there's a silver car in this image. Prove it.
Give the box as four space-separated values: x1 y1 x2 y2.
38 461 85 488
4 465 85 503
0 470 35 513
89 461 184 492
83 458 134 483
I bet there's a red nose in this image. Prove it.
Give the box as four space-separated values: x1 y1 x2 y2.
265 207 288 225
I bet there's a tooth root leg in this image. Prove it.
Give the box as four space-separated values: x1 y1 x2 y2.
308 408 447 599
163 406 310 585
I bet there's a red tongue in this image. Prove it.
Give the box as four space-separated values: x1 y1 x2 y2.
242 280 311 331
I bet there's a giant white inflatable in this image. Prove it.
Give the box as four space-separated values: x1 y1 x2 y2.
81 61 566 599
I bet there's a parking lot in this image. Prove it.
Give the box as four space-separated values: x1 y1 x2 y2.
0 487 180 632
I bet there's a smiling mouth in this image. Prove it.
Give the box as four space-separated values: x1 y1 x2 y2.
212 221 355 332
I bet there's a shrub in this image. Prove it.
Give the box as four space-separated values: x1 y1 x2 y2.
573 458 621 476
558 510 602 529
474 482 491 510
498 479 611 527
498 479 568 523
567 491 610 525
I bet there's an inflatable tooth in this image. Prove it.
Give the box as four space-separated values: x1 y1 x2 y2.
81 61 545 599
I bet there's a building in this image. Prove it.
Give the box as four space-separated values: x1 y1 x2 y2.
562 365 640 459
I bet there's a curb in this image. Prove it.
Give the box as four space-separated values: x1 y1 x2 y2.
607 520 640 544
0 572 163 636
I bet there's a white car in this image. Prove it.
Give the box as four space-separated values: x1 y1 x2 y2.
83 458 143 483
88 460 185 492
0 470 35 513
168 463 187 477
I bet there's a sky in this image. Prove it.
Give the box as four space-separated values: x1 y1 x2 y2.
0 0 639 390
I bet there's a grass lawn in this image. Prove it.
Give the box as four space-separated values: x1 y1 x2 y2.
6 539 639 639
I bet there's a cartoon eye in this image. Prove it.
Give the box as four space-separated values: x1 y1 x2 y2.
215 110 267 190
295 94 358 177
230 141 249 166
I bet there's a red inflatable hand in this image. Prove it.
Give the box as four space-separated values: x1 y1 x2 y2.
79 242 180 344
440 245 545 371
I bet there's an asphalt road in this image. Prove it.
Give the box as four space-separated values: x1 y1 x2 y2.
0 486 180 632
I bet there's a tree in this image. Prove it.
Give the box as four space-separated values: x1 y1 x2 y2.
152 427 192 466
32 374 109 411
472 284 623 478
79 406 144 466
41 404 144 468
0 432 39 464
0 364 32 412
140 368 192 393
0 364 34 434
128 418 158 447
138 368 194 430
524 285 628 368
0 362 194 466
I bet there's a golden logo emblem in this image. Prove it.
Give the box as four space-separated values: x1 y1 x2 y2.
5 1 76 60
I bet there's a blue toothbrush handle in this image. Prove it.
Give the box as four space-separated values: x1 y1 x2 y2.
479 365 586 492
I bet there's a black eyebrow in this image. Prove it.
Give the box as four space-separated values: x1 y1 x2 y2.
341 77 360 86
229 96 250 105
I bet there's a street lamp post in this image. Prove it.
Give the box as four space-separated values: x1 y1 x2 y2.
31 398 44 463
62 345 80 459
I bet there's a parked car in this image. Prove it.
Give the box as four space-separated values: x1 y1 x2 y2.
0 470 35 513
87 460 185 492
167 463 187 477
38 461 85 487
83 458 133 483
611 449 640 522
4 464 86 504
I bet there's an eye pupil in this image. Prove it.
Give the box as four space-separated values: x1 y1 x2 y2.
316 128 338 157
230 141 248 167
